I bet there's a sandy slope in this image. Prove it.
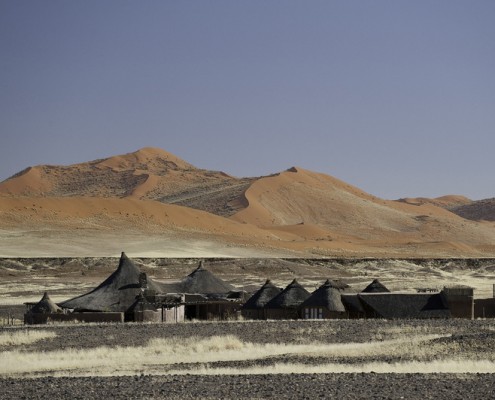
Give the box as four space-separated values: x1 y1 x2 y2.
230 167 495 255
1 148 495 257
0 196 298 257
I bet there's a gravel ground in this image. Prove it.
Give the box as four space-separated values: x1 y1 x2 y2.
1 373 494 400
1 319 495 399
3 319 495 351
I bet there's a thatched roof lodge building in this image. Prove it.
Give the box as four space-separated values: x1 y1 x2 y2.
25 254 481 324
26 253 245 324
177 261 243 320
355 293 451 319
242 278 475 320
300 279 346 319
264 279 311 320
59 252 165 314
179 261 234 294
241 279 282 319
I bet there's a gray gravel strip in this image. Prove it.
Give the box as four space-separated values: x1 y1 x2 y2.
0 373 493 400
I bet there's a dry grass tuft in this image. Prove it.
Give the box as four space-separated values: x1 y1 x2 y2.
0 330 57 347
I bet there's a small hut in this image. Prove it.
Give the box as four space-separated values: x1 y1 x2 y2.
24 292 63 324
300 279 347 319
180 261 239 320
264 279 311 320
241 279 281 320
362 279 390 293
179 261 234 294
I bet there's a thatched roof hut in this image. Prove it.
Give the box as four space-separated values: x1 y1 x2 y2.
264 279 310 319
362 279 390 293
29 292 62 314
242 280 281 310
59 252 164 312
301 279 346 313
24 292 64 324
179 261 234 295
241 279 281 319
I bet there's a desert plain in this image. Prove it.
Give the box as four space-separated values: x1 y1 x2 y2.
1 148 495 398
1 257 495 399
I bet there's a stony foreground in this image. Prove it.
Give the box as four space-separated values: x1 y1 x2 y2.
1 373 494 400
1 319 495 399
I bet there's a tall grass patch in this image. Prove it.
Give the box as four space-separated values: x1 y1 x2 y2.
0 330 57 346
1 333 481 378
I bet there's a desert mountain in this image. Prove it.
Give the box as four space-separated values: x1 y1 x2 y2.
1 147 495 257
0 147 253 217
448 198 495 222
397 196 495 222
231 167 495 252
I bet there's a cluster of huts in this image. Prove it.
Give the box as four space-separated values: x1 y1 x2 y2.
242 277 475 320
24 252 491 324
25 253 244 324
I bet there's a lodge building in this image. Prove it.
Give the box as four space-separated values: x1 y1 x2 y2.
24 253 495 324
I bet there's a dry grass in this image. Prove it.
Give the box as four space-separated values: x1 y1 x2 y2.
170 359 495 375
1 333 484 378
0 330 57 346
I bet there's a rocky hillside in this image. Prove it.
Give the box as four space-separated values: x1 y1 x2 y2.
449 198 495 221
0 147 254 217
398 196 495 222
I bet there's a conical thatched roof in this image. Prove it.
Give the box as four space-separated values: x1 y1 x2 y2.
301 280 346 312
179 261 234 294
362 279 390 293
59 252 164 312
264 279 310 309
30 292 62 314
242 279 281 310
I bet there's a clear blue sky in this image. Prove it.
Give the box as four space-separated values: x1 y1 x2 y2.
1 1 494 200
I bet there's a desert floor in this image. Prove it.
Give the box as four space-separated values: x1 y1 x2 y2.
1 320 495 399
2 257 495 399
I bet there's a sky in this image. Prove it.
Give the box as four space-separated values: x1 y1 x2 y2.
1 1 494 200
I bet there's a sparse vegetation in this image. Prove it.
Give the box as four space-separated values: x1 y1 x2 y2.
1 321 495 378
0 333 486 377
0 320 495 398
0 330 57 347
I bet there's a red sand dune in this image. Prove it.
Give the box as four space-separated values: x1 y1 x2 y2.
1 148 495 257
